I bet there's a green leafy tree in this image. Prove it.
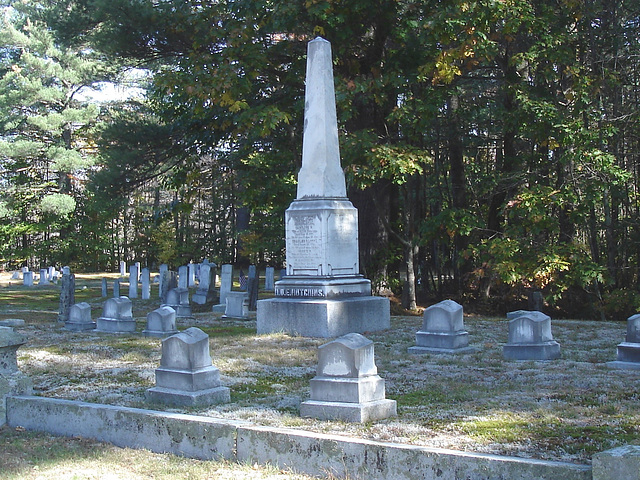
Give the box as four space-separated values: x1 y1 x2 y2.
0 7 107 267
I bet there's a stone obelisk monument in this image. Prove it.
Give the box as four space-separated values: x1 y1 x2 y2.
256 37 390 338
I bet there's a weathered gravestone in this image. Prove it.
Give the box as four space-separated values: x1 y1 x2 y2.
146 327 230 406
39 268 49 285
113 279 120 298
256 37 389 338
264 267 275 291
64 302 95 331
128 265 138 299
222 291 249 320
607 314 640 369
119 260 126 276
178 265 188 290
0 327 32 426
408 300 475 355
57 274 75 323
23 271 33 287
192 262 217 305
141 267 151 300
212 264 233 313
247 265 258 311
158 264 168 298
164 288 192 319
101 277 108 297
96 296 135 333
300 333 396 422
143 306 178 338
188 263 196 287
503 310 561 360
160 270 178 304
10 271 20 280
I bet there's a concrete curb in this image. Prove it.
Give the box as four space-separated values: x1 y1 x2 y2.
6 395 593 480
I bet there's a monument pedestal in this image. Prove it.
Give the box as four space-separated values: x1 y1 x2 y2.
257 294 389 338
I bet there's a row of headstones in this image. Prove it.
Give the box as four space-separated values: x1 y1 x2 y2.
410 299 560 360
145 327 396 423
65 296 185 335
111 263 280 311
411 299 640 367
18 266 71 286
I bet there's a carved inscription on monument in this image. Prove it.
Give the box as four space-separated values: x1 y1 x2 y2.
326 210 358 274
287 213 323 272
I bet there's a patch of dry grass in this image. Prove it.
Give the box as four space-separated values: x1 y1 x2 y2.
2 271 640 466
0 425 317 480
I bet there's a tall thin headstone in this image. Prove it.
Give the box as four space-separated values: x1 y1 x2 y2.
39 269 49 285
57 274 75 322
141 267 151 300
101 277 108 297
119 260 126 276
264 267 275 291
213 264 233 312
192 263 217 305
257 37 390 337
129 265 138 299
178 265 188 289
188 263 196 287
113 278 120 298
247 265 258 311
158 264 168 298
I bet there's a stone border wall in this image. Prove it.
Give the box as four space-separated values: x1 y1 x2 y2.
4 395 598 480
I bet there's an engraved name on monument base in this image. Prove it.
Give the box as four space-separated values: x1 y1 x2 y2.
274 276 371 299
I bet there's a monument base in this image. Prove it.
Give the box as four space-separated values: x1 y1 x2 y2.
503 341 561 360
300 398 397 423
257 296 390 338
192 291 217 305
614 342 640 363
607 360 640 370
95 317 136 333
145 386 230 407
408 345 477 355
64 321 96 332
142 328 178 338
413 331 470 350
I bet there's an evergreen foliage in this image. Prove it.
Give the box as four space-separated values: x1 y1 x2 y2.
1 0 639 318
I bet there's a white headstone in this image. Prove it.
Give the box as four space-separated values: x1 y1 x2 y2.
146 327 230 406
129 265 138 299
300 333 396 422
23 271 33 287
119 260 126 276
409 300 474 354
143 306 178 337
39 269 49 285
178 265 188 289
96 296 135 333
264 267 275 291
158 264 168 298
188 263 196 287
503 311 560 360
141 267 151 300
219 264 232 306
65 302 95 331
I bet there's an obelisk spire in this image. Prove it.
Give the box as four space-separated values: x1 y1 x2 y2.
296 37 347 199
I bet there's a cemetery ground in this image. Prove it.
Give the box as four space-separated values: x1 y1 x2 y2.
1 272 639 478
